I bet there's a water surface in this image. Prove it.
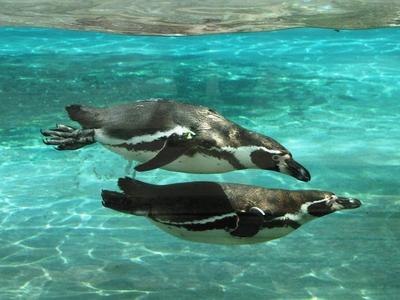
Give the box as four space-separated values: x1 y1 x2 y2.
1 0 400 35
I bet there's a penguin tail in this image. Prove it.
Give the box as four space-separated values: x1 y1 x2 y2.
117 177 159 196
66 104 102 129
101 189 149 216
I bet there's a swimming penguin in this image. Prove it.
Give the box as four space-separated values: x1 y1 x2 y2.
101 177 361 245
41 99 310 181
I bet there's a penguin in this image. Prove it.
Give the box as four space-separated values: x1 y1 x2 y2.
41 99 310 181
101 177 361 245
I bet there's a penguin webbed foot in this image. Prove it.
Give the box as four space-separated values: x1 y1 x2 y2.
41 124 94 150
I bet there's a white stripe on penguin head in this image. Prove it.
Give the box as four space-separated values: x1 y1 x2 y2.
274 196 332 224
218 146 283 168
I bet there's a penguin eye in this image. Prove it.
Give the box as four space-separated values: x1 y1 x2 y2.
272 155 280 161
326 194 336 201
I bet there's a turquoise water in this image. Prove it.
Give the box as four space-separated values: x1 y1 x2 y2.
0 27 399 299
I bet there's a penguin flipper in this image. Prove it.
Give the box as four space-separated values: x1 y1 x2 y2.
135 133 194 172
230 207 265 238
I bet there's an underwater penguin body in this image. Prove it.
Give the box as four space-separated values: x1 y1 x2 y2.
101 177 361 245
42 99 310 181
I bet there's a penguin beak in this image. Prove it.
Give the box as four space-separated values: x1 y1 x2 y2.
284 159 311 182
336 197 362 209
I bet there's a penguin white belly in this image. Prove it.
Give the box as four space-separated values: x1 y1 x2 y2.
151 221 247 245
164 153 235 173
103 145 236 173
255 227 294 241
151 221 295 245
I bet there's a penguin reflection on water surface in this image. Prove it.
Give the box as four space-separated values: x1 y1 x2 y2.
41 99 310 181
102 178 361 245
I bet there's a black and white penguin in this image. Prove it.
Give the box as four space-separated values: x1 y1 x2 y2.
101 177 361 245
42 99 310 181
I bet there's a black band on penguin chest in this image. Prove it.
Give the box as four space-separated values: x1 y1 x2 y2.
112 139 246 170
152 214 238 232
114 139 165 152
263 219 301 229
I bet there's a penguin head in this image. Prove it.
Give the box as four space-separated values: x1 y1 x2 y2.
305 192 362 218
250 150 311 182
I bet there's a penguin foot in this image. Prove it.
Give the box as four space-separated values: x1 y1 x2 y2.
41 124 95 150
